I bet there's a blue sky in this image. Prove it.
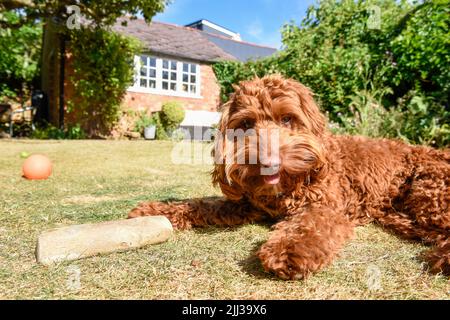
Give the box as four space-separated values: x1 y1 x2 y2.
154 0 317 49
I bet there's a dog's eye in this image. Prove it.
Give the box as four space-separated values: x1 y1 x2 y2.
281 115 292 126
241 119 255 129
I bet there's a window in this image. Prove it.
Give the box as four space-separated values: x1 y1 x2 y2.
138 56 156 89
162 59 177 91
132 55 200 97
182 62 197 94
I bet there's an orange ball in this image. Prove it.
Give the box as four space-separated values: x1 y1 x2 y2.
22 154 52 180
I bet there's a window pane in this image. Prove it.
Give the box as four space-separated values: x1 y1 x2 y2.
140 68 147 76
190 75 196 83
149 69 156 78
162 71 168 80
182 84 188 92
149 80 156 88
183 63 189 72
171 72 177 81
149 57 156 67
170 83 177 91
162 81 168 90
140 56 147 66
170 61 177 70
162 60 168 69
190 84 196 94
183 74 188 82
190 64 196 73
140 79 147 87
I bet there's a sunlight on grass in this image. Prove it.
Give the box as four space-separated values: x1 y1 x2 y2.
0 140 448 299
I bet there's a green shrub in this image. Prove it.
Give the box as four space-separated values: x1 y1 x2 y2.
213 57 281 102
152 112 168 140
336 81 395 138
31 123 86 140
68 27 142 137
394 93 450 147
159 101 185 133
331 88 450 147
213 0 450 147
0 11 42 99
65 124 87 140
389 0 450 104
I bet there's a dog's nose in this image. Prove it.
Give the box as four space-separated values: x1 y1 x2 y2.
260 156 281 169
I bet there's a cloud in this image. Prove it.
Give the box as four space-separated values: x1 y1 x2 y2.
246 20 264 38
246 19 281 49
263 32 282 49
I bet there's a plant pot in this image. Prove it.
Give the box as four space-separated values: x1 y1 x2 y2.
144 125 156 140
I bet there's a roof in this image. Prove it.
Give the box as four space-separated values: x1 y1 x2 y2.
185 19 241 40
113 18 236 62
112 18 276 63
202 32 277 62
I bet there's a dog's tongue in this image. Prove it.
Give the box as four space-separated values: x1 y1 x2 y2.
264 173 280 185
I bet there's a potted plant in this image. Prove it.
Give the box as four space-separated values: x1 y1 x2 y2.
143 118 156 140
134 112 157 140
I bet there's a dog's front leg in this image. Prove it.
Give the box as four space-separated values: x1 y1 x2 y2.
128 197 267 230
257 207 354 280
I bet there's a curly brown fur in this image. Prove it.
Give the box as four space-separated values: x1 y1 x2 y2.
129 75 450 279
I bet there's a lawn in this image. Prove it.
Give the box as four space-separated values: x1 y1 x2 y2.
0 139 448 299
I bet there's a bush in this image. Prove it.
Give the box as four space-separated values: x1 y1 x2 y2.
31 123 86 140
159 101 185 134
68 27 142 137
335 81 395 138
394 93 450 147
213 57 281 102
0 11 42 100
152 112 168 140
389 0 450 104
331 87 450 147
213 0 450 147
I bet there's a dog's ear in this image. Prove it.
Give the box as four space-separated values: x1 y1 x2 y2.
285 79 326 136
211 100 245 201
211 164 244 201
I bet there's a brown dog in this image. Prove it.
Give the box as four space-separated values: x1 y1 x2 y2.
129 75 450 279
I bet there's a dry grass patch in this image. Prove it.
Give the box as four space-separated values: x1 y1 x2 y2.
0 139 448 299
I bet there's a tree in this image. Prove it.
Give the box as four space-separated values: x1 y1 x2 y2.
0 0 168 132
213 0 450 147
0 10 42 98
0 0 168 28
279 0 413 116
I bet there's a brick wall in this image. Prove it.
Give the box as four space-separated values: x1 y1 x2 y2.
59 53 222 137
122 63 221 113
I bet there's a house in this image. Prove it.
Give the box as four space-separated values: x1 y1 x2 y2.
40 18 277 135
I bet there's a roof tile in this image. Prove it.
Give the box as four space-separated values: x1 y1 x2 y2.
113 18 237 62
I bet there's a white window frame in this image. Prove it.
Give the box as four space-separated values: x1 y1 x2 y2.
128 54 202 99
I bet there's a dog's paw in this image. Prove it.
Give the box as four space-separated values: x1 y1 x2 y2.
257 242 317 280
128 202 192 230
422 241 450 275
128 205 160 219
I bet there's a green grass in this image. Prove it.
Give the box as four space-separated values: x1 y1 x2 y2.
0 139 448 299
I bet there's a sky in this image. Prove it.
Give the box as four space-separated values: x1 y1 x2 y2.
154 0 317 49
